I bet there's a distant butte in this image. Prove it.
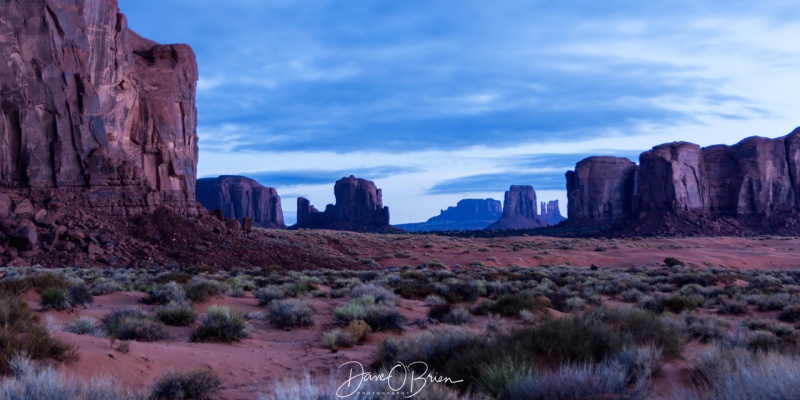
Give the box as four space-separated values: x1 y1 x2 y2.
295 176 399 233
196 176 286 229
564 127 800 236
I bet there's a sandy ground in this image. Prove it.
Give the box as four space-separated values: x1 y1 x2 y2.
19 234 800 399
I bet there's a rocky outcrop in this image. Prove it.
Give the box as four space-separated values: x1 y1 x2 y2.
295 176 395 232
565 127 800 235
566 157 637 224
396 199 502 232
540 200 566 225
0 0 199 216
196 176 285 229
487 185 550 231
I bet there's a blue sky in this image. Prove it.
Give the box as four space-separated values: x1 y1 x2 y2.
119 0 800 224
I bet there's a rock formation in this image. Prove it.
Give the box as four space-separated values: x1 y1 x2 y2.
540 200 566 225
295 176 395 232
565 127 800 235
0 0 199 216
566 157 637 224
196 176 285 229
487 185 550 231
396 199 502 232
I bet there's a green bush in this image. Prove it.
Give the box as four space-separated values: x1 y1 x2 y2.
664 257 684 267
0 292 78 373
779 304 800 323
474 291 551 317
191 306 249 342
102 309 168 341
40 287 71 310
269 299 314 329
66 316 100 335
185 279 223 303
254 286 285 306
150 369 221 400
156 302 197 327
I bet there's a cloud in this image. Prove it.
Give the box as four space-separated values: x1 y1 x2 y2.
200 165 420 188
428 172 567 195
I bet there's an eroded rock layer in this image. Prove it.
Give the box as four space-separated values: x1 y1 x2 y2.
296 176 396 232
566 128 800 235
196 176 285 229
0 0 199 216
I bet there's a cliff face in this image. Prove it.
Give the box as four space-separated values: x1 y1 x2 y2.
0 0 198 215
295 176 395 232
487 185 550 231
566 128 800 233
196 176 285 229
566 157 637 224
396 198 502 232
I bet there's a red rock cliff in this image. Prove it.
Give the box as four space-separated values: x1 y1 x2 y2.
0 0 198 215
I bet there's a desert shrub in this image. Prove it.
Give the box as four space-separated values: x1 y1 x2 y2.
0 354 146 400
445 280 485 303
0 292 78 373
154 271 192 284
683 314 730 343
358 270 380 282
746 293 791 311
350 284 399 305
684 345 800 400
502 362 643 400
664 257 684 267
156 302 197 326
424 294 447 306
190 306 249 342
607 345 663 384
474 291 550 317
66 316 100 335
39 287 71 310
363 304 405 331
144 282 187 305
90 280 125 296
102 309 168 341
184 279 223 303
254 286 285 306
29 273 70 292
150 369 221 400
442 306 472 325
476 358 537 399
393 281 438 299
663 295 698 313
565 296 587 311
67 285 93 306
269 299 314 329
344 320 371 344
718 298 747 315
621 289 644 303
779 304 800 323
374 326 482 369
428 303 453 320
519 309 538 324
334 302 365 324
322 329 356 350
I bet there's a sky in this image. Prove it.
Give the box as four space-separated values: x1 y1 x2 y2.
119 0 800 225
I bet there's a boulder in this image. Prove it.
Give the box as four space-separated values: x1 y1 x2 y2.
196 176 285 229
10 219 37 250
0 193 10 217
